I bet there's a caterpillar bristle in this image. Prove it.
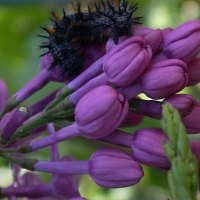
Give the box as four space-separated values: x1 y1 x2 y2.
40 27 55 35
77 2 81 14
37 34 49 39
40 44 50 49
62 9 67 18
100 0 106 9
106 0 114 11
51 11 62 21
40 51 50 57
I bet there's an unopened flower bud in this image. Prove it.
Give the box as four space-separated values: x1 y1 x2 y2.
89 148 144 188
182 104 200 133
34 148 144 188
23 85 128 152
131 128 170 169
164 20 200 63
75 85 128 138
164 94 196 117
134 26 163 53
139 59 188 99
104 36 152 87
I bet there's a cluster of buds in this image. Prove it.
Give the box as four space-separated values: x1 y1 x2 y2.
0 19 200 199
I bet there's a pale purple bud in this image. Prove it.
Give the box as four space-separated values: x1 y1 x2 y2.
139 59 188 99
88 148 144 188
120 110 144 127
0 80 9 112
75 85 129 138
131 128 170 169
187 57 200 86
164 20 200 63
34 148 144 188
164 94 196 117
104 36 152 87
134 26 163 53
182 104 200 133
27 86 128 152
103 129 170 169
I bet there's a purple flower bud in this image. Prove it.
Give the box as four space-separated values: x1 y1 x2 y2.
120 110 144 127
164 20 200 63
103 36 152 87
134 26 163 53
34 148 143 188
27 86 128 152
182 104 200 133
103 129 170 169
187 57 200 86
129 94 196 119
139 59 188 99
130 128 170 169
0 80 9 112
75 85 129 138
164 94 196 117
88 148 144 188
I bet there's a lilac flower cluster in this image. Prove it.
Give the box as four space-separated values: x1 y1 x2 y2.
0 19 200 199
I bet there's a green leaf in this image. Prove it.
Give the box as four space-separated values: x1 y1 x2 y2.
162 104 199 200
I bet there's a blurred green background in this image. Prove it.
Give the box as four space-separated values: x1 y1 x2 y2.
0 0 199 199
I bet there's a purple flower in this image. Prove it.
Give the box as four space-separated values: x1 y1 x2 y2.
103 36 152 87
134 26 163 53
88 148 143 188
25 85 128 152
139 59 188 99
103 129 170 169
182 104 200 134
187 57 200 86
75 85 128 138
34 148 144 188
119 59 188 99
0 80 9 112
163 94 196 117
130 128 170 169
129 94 196 119
163 20 200 63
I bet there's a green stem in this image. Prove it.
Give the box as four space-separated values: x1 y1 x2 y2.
0 153 37 171
44 86 73 111
9 113 50 142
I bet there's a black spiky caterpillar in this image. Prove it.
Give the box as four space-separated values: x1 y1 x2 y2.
39 0 142 76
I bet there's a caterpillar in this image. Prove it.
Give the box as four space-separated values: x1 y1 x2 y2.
39 0 142 76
